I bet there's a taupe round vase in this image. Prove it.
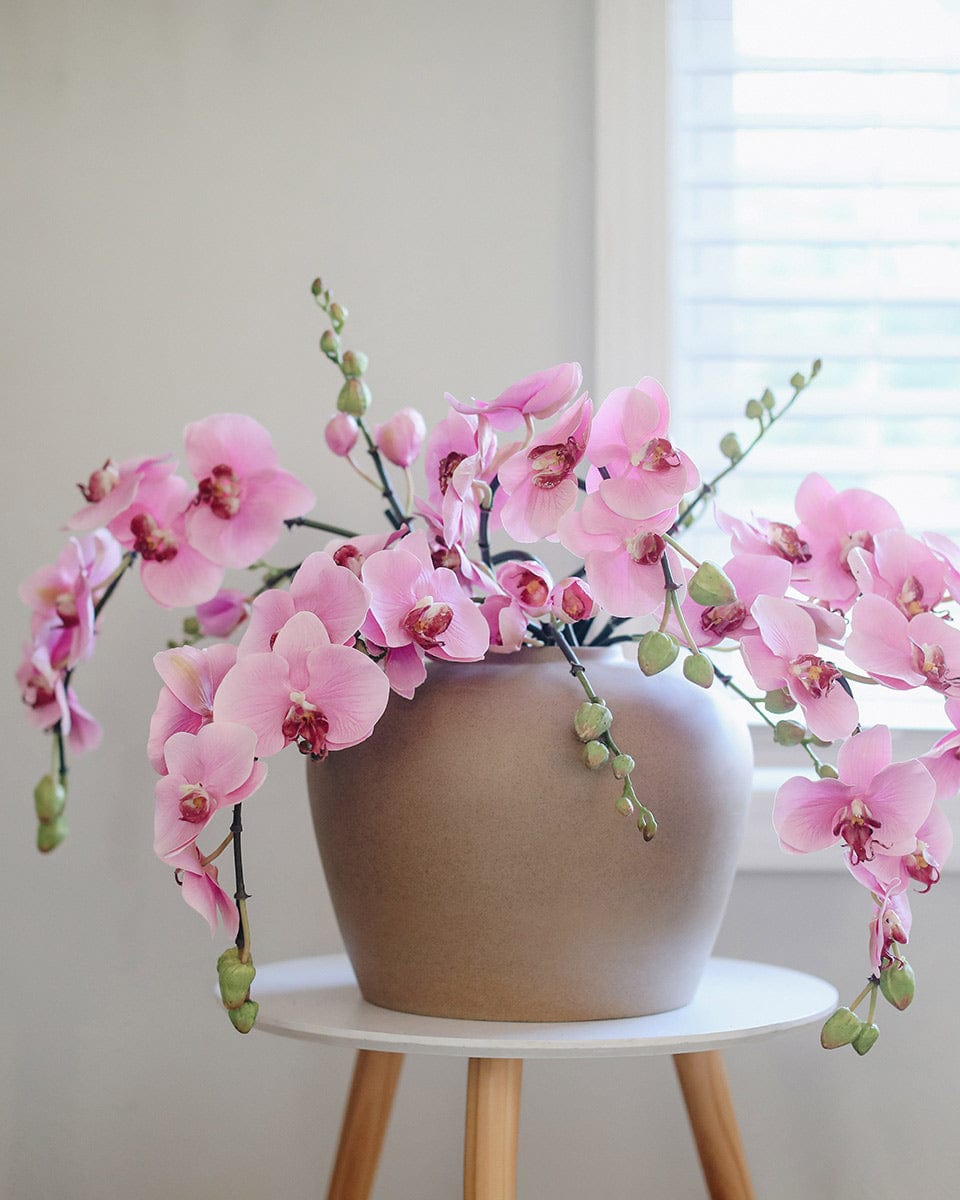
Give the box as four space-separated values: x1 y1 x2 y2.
307 647 753 1022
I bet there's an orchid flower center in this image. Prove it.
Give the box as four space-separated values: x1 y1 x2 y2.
22 670 56 710
332 544 364 577
839 528 875 573
528 437 580 489
833 797 882 863
789 653 842 698
78 459 119 504
625 531 665 566
511 570 550 609
766 521 812 564
282 690 330 758
559 586 590 622
178 783 213 824
130 513 178 562
438 452 466 496
55 591 80 628
700 600 747 637
402 596 454 648
196 464 242 519
879 906 908 953
430 542 460 572
904 842 941 893
631 437 680 472
896 575 926 617
911 642 959 692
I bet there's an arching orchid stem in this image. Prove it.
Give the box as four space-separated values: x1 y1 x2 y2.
477 477 500 570
93 551 137 619
661 556 698 653
356 416 408 528
230 804 252 964
849 979 876 1012
251 563 302 598
713 669 826 772
841 669 879 687
344 453 382 490
200 831 234 869
866 981 878 1025
284 516 359 539
662 532 701 570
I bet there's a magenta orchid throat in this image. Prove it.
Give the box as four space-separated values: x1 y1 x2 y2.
18 276 956 1050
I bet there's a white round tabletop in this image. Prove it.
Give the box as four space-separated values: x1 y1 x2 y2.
251 954 838 1059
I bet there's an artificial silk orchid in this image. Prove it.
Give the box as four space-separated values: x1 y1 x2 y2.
16 274 959 1056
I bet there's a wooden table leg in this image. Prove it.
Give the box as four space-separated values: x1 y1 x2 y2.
463 1057 523 1200
326 1049 404 1200
672 1050 755 1200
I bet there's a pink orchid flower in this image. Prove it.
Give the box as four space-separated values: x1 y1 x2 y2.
478 593 529 654
421 411 496 549
19 530 121 668
740 595 858 740
16 638 102 752
679 553 792 648
715 508 813 569
772 725 935 865
213 610 391 759
148 643 239 773
109 472 225 608
448 362 583 432
495 560 554 619
324 412 360 457
165 843 239 938
195 588 250 639
846 594 960 695
68 455 175 532
153 721 266 860
375 407 427 468
323 528 407 578
496 396 592 543
792 473 903 610
183 413 316 569
858 868 912 975
238 551 370 656
585 379 699 522
362 546 490 660
549 577 597 624
921 698 960 803
850 801 953 899
847 529 946 618
558 493 675 620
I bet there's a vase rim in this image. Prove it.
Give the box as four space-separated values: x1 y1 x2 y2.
430 644 631 668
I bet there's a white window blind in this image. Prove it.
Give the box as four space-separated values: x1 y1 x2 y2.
668 0 960 547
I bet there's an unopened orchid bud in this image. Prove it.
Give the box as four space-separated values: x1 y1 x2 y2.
683 653 715 689
195 589 249 639
337 378 371 417
818 763 839 779
581 740 609 770
325 412 360 457
375 407 427 468
574 702 613 742
37 814 68 853
760 388 775 410
328 301 348 331
341 349 368 378
310 277 324 296
879 959 916 1011
687 562 736 607
774 720 807 747
637 631 679 676
319 329 340 359
615 793 635 816
550 578 597 624
790 371 805 390
820 1006 863 1049
217 946 257 1011
763 688 796 714
852 1023 880 1055
227 998 259 1034
745 398 763 419
719 432 742 462
611 753 635 780
34 774 66 823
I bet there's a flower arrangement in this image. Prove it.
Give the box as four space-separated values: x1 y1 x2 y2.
17 276 956 1053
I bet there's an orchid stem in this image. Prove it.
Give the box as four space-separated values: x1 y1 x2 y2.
200 831 234 869
284 516 359 538
230 805 252 964
662 533 701 570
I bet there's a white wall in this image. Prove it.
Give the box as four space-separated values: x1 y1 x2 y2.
2 4 958 1198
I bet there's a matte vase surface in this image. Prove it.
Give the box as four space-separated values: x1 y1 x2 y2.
308 647 754 1022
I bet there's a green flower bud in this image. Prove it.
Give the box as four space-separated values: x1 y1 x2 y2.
683 652 715 689
182 615 201 638
811 358 822 377
610 753 635 780
328 301 348 331
614 793 635 816
34 774 66 823
320 329 340 359
773 720 807 747
217 946 257 1010
719 432 742 463
573 701 613 742
340 349 368 378
760 388 775 411
581 740 609 769
818 763 839 779
790 371 806 390
688 562 736 607
763 688 796 714
227 998 259 1034
852 1023 880 1055
820 1006 863 1049
310 277 324 297
637 630 679 676
337 378 371 417
745 398 763 420
37 814 68 853
878 959 916 1011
